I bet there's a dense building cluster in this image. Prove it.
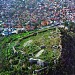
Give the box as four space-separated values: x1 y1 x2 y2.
0 0 75 33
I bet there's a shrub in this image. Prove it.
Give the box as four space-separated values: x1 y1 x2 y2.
12 59 19 65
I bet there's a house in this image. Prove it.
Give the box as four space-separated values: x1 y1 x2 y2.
25 25 35 31
1 30 12 36
14 24 26 33
29 58 38 65
12 28 18 34
3 24 8 28
0 21 3 26
41 20 49 26
1 28 18 36
37 59 44 66
0 28 3 33
29 58 49 67
25 25 31 31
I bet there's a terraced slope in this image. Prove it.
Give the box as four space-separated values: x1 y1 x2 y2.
0 27 61 75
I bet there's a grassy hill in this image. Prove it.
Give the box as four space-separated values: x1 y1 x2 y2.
0 27 61 75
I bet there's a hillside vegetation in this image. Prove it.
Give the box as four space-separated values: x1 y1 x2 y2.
55 28 75 75
0 27 61 75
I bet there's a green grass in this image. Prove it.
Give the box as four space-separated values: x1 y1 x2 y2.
15 27 61 60
0 27 61 75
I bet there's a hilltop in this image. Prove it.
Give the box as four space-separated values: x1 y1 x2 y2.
0 25 75 75
0 27 61 75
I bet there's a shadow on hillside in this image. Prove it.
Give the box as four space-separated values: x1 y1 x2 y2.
47 29 75 75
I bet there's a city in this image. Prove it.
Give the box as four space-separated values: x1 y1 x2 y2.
0 0 75 35
0 0 75 75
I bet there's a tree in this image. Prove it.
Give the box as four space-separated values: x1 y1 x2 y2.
64 21 75 31
64 21 68 27
68 21 74 31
